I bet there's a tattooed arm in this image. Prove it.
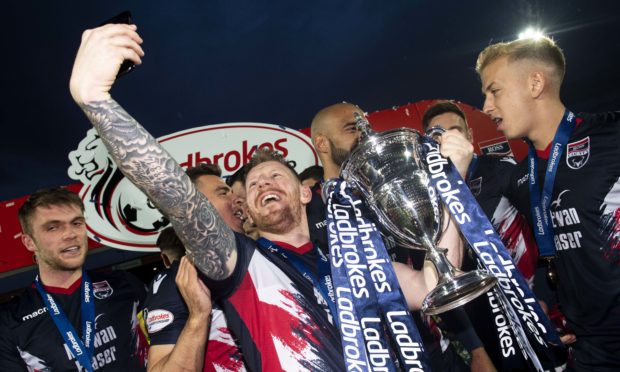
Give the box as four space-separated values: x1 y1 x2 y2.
70 24 237 280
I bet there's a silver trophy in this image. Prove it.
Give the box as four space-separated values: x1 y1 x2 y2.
340 114 497 315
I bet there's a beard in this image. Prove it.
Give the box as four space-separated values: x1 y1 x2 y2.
250 200 303 235
329 140 351 167
37 246 87 272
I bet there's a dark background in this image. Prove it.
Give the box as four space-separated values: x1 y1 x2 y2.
2 0 619 201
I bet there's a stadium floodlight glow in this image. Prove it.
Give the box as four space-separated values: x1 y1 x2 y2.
518 27 545 40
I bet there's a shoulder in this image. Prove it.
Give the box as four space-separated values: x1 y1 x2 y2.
90 269 137 283
234 232 259 257
0 287 42 326
578 111 620 125
308 182 326 208
0 288 50 340
0 301 25 367
203 232 257 301
475 154 518 182
144 265 182 309
479 153 517 167
575 111 620 135
143 266 188 339
148 265 177 288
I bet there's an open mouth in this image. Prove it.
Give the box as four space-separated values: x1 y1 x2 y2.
61 246 81 254
233 210 246 221
260 193 281 206
493 117 503 127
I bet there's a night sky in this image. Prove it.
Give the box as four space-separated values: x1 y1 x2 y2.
2 0 619 201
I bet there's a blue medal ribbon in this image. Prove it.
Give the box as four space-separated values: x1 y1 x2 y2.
255 238 339 328
327 180 430 372
418 135 562 371
466 153 479 182
35 272 95 372
527 109 576 258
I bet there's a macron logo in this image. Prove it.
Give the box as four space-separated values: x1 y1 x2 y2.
22 307 48 322
152 274 167 294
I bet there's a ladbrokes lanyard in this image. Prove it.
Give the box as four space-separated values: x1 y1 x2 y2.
35 271 95 372
327 180 430 372
418 136 563 371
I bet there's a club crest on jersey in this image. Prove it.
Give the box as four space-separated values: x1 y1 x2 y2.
93 280 113 299
566 137 590 170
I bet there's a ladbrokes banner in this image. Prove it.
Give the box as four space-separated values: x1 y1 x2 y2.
67 123 318 251
1 100 523 274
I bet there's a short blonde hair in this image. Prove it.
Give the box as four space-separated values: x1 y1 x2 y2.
476 37 566 86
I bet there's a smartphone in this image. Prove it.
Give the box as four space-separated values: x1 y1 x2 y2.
99 11 136 77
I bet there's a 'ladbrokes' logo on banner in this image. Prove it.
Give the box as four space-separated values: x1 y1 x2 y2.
68 123 317 251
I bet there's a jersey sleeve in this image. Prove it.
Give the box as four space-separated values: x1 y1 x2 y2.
143 267 190 346
202 232 255 301
0 304 28 371
496 156 518 198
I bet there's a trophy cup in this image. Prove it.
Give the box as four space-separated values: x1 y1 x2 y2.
340 114 497 315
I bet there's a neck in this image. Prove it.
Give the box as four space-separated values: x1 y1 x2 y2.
259 216 311 247
38 266 82 289
321 160 341 181
528 101 566 150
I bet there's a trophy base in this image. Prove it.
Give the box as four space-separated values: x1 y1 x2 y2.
421 269 497 315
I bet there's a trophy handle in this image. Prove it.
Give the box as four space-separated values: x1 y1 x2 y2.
425 126 446 138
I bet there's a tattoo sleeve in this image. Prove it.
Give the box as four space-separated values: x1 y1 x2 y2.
80 99 236 280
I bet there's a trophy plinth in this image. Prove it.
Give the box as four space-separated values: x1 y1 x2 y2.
422 248 497 315
341 114 496 314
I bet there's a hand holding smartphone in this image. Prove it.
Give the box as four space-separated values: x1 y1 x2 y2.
99 11 136 77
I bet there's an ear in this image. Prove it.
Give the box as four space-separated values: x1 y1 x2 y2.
300 185 313 204
313 134 329 154
467 127 474 143
21 233 37 253
529 71 546 98
161 253 172 268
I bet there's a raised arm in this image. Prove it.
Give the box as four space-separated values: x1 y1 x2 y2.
69 24 236 279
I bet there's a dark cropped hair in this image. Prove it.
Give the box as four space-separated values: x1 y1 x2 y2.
185 163 222 183
299 165 324 183
18 187 84 235
242 148 299 184
226 164 249 187
156 226 185 261
422 101 467 132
